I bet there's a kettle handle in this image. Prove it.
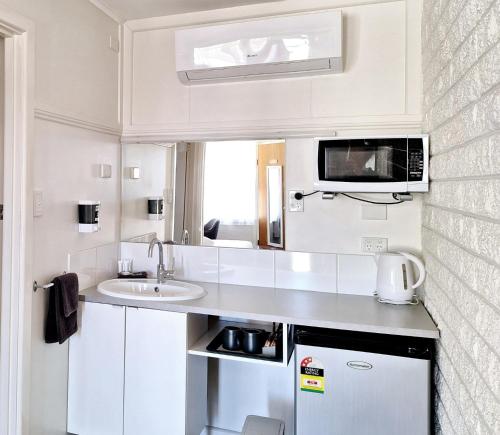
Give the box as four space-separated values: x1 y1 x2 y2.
398 252 426 289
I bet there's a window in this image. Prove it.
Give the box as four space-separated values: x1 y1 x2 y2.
203 141 257 225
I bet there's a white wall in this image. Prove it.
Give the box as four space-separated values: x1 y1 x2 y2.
122 0 422 139
421 0 499 433
0 1 121 433
285 137 422 254
30 121 120 435
1 0 120 130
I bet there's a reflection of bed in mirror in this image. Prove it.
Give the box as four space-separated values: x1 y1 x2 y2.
121 139 285 250
202 237 253 249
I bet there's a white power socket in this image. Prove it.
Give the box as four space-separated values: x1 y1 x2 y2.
361 237 388 253
288 190 304 212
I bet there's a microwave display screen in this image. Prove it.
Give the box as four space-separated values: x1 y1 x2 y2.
319 138 408 183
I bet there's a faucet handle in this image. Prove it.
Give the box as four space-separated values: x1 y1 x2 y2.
166 255 175 273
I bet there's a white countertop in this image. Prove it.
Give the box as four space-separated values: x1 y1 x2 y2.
80 282 439 339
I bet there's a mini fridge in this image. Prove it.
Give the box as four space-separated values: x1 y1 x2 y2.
294 326 433 435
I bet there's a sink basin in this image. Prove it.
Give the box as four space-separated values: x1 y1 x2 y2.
97 279 207 301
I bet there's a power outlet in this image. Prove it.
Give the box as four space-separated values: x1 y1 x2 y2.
362 237 388 253
288 190 304 212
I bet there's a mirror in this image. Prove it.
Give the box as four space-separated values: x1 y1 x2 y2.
121 140 286 250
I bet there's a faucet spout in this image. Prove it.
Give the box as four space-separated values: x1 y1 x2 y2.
148 238 163 265
148 238 174 283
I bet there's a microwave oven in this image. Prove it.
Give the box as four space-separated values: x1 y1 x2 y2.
313 135 429 193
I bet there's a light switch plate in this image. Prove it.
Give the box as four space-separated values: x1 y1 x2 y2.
98 164 112 178
288 190 304 212
361 237 388 253
33 190 43 217
109 35 119 53
130 167 141 179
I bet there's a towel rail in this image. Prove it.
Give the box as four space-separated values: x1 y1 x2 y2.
33 271 67 292
33 281 54 292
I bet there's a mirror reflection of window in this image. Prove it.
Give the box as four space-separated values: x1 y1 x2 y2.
121 139 286 251
202 141 258 249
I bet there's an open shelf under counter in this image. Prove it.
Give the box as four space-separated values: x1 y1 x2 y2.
188 319 294 367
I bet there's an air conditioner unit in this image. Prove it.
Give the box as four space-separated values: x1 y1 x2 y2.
175 10 343 85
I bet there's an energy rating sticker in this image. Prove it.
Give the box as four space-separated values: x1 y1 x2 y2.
300 356 325 394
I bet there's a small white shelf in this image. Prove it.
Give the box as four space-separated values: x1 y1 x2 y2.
188 320 292 367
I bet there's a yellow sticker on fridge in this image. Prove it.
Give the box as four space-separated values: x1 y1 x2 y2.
300 356 325 394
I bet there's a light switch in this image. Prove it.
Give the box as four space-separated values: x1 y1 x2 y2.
99 164 112 178
109 35 119 53
130 167 141 179
33 190 43 217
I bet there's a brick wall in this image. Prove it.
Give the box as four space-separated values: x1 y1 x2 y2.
421 0 499 433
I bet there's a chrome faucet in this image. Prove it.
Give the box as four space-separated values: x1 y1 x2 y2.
148 238 175 283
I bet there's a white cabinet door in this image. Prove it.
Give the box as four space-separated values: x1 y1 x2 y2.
67 302 125 435
124 307 187 435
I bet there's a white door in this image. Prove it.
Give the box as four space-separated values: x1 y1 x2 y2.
67 302 126 435
124 307 188 435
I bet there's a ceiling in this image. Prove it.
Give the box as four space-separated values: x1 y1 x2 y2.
98 0 283 21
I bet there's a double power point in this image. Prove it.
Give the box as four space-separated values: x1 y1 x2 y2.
361 237 388 253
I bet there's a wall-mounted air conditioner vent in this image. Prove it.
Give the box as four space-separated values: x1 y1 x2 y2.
175 10 343 85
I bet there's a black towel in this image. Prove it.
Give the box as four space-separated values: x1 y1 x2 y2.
45 273 79 344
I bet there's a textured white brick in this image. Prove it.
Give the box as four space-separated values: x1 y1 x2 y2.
426 290 497 433
422 0 499 430
429 86 500 153
426 179 500 220
424 4 500 106
423 228 500 310
422 0 469 68
424 44 500 130
432 313 499 432
429 132 500 179
423 0 497 87
426 278 500 406
424 251 500 352
423 204 500 263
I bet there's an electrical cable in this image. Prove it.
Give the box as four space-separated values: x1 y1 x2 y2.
294 191 320 199
294 190 405 205
340 193 404 205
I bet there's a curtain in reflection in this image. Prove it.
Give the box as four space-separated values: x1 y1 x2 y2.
184 143 205 245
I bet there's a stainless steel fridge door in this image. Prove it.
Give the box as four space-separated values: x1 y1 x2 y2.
295 344 430 435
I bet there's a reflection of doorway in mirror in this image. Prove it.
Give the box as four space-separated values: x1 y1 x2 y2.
258 142 285 249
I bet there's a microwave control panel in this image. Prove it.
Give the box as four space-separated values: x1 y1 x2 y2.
408 139 424 181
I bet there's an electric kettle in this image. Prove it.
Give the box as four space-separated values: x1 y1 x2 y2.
374 252 426 304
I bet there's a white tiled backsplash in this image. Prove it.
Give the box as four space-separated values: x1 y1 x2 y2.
120 242 378 296
68 243 119 290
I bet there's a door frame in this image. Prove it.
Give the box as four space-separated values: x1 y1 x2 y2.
0 6 34 435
